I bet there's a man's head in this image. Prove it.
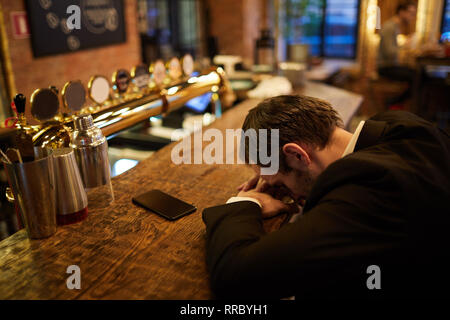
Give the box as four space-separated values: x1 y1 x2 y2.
241 95 343 202
396 1 417 25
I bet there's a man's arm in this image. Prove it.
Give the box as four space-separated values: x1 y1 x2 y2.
202 196 381 299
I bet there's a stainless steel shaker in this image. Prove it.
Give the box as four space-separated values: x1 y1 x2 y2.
51 148 88 225
70 114 114 208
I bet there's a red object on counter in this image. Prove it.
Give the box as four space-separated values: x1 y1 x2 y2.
57 207 88 225
388 104 406 111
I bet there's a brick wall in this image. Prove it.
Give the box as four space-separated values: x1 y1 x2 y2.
243 0 263 65
206 0 264 67
0 0 140 123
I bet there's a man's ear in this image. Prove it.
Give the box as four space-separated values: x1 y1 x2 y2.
282 143 311 169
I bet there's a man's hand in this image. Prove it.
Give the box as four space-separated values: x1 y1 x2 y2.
237 190 290 218
237 174 260 192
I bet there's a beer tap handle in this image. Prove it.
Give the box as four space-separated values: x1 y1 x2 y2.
13 94 26 115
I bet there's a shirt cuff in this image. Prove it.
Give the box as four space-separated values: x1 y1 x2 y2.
226 197 262 208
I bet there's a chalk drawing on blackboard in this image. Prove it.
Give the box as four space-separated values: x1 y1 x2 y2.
60 18 71 34
39 0 52 10
67 36 80 51
46 12 58 29
81 0 116 34
105 9 119 31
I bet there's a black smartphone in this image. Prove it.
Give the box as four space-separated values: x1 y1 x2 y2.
132 189 196 221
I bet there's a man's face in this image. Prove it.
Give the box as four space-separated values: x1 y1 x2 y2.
258 166 316 203
400 5 417 24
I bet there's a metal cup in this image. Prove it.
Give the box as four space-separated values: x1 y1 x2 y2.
51 148 88 225
3 155 57 239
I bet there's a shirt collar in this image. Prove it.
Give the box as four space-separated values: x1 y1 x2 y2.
342 121 365 158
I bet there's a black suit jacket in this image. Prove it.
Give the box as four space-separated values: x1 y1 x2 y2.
202 111 450 299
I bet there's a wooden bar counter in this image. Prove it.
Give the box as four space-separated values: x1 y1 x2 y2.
0 81 362 299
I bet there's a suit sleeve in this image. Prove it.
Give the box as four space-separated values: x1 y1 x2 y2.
202 197 386 299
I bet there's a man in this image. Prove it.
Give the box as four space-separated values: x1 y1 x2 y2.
202 95 450 299
377 2 417 107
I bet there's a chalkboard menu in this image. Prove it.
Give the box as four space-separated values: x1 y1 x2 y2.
25 0 126 57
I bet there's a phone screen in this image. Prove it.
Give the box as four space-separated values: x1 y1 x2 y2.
132 189 196 221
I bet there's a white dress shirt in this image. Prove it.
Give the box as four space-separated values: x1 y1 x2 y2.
341 120 365 158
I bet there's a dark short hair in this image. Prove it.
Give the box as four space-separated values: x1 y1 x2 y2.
396 1 416 14
241 95 343 172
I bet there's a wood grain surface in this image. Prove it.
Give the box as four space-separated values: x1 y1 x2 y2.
0 82 362 299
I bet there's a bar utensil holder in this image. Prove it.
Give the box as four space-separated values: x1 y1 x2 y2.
3 155 57 239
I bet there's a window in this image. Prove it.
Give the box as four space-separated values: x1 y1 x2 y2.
137 0 201 63
442 0 450 40
284 0 360 59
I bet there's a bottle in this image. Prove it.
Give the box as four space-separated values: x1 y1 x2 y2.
70 114 114 208
254 29 275 70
